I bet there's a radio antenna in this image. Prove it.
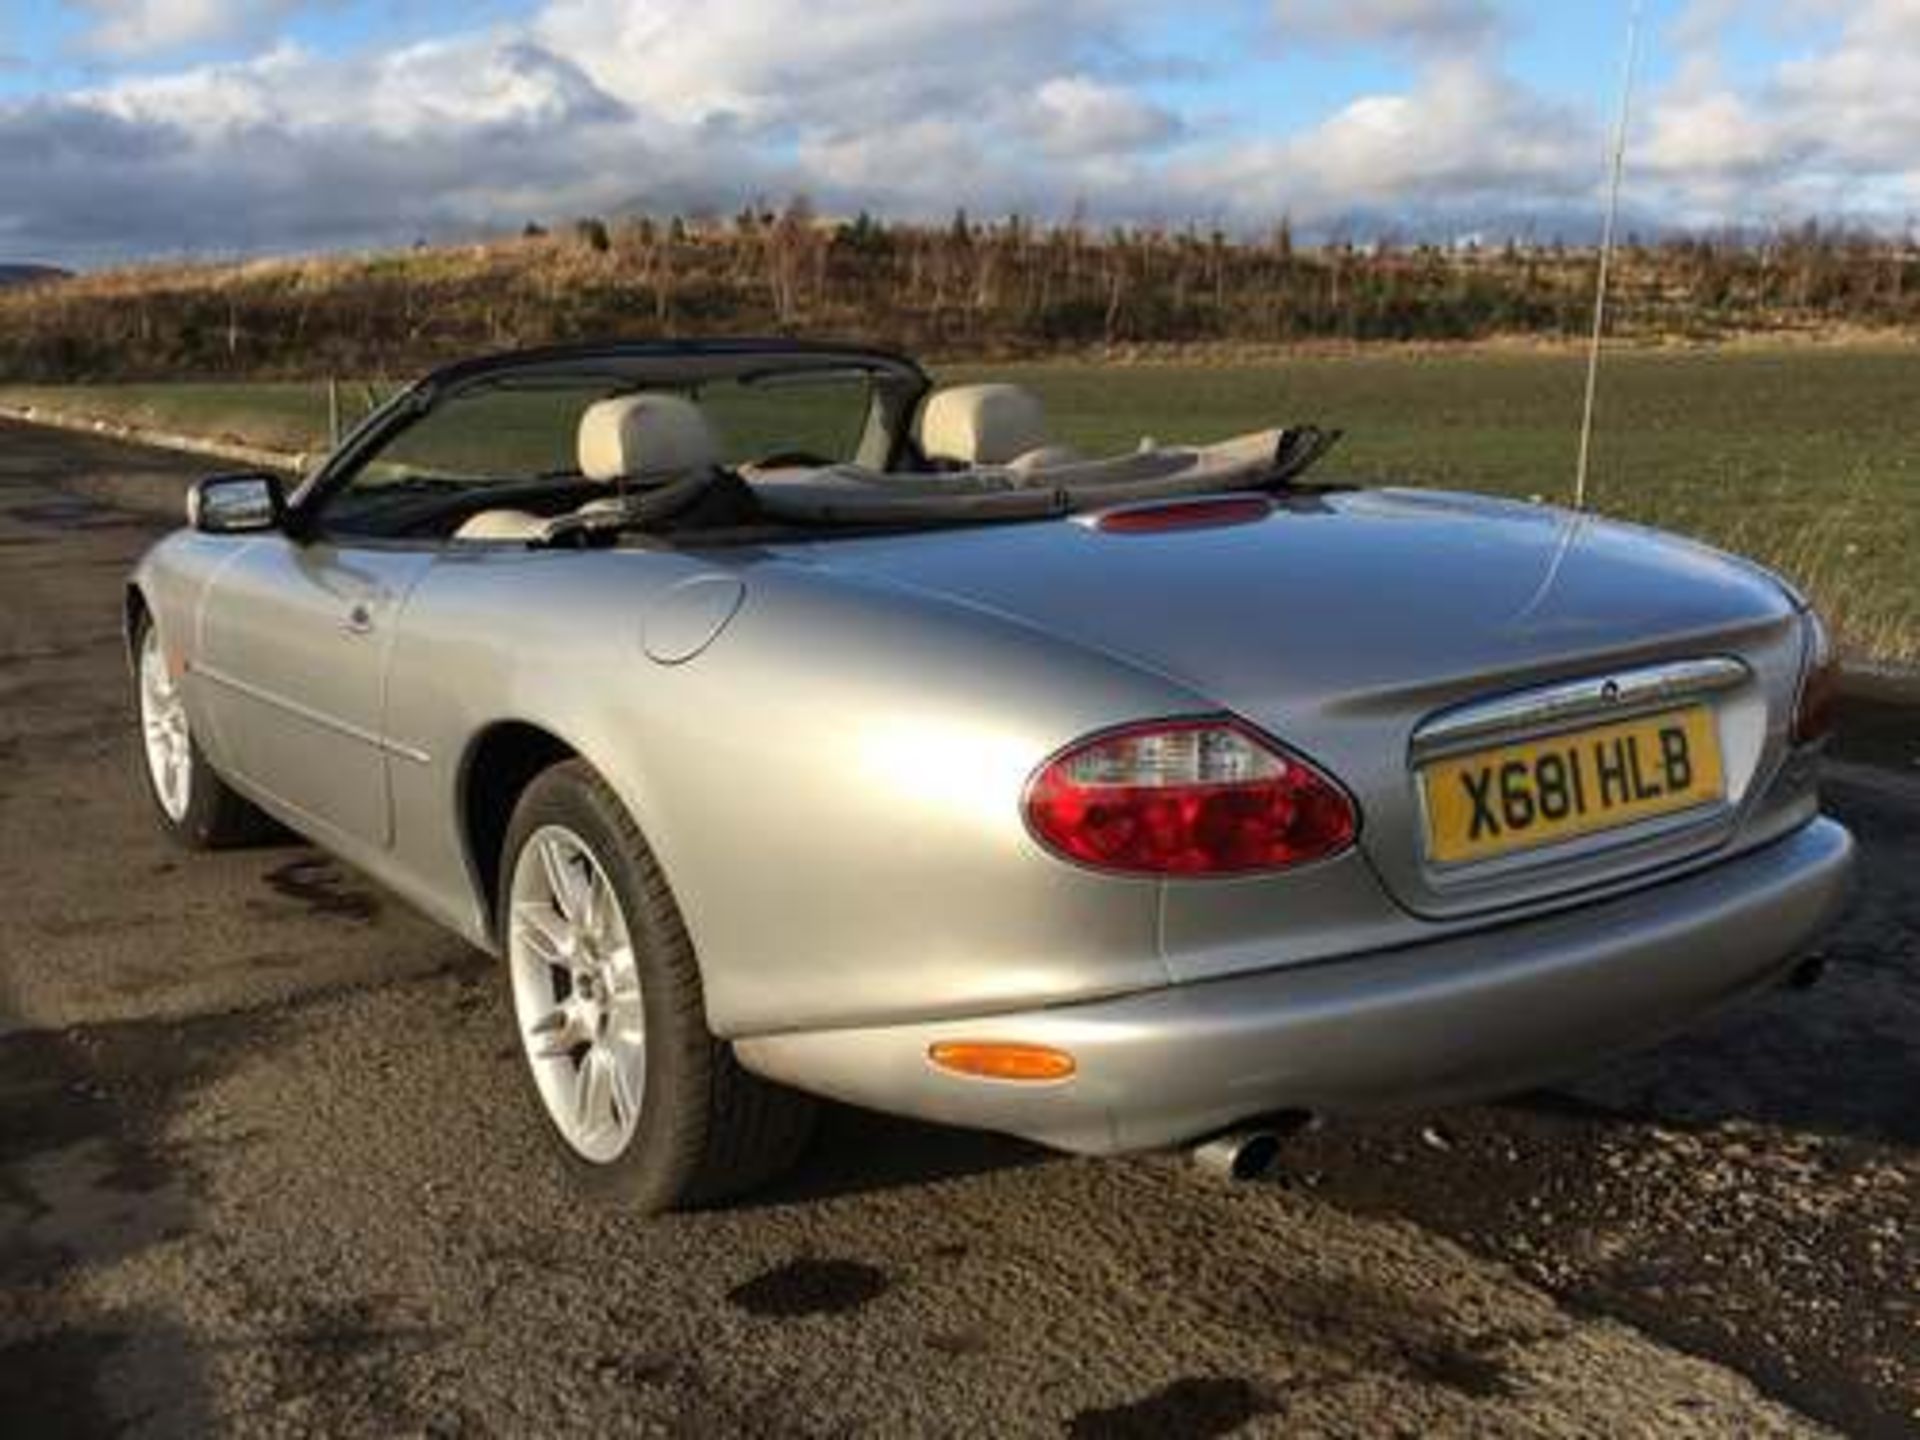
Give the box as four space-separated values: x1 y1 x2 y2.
1574 0 1644 511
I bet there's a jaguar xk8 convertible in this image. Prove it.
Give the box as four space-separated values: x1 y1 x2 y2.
128 339 1854 1209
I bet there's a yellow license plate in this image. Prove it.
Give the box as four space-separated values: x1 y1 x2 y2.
1421 705 1724 866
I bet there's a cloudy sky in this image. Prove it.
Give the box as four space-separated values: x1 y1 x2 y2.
2 0 1917 265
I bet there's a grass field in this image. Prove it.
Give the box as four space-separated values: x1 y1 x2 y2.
5 345 1916 661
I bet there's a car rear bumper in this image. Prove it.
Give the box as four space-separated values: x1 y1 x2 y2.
735 817 1855 1155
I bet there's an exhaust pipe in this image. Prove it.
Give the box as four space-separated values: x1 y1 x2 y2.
1787 955 1827 990
1192 1114 1312 1181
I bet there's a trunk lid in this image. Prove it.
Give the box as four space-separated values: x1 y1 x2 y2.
773 488 1802 918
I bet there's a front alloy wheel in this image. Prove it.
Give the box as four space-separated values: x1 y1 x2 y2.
131 611 271 848
139 621 193 822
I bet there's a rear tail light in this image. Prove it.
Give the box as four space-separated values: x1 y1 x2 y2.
1023 718 1357 876
1793 610 1839 744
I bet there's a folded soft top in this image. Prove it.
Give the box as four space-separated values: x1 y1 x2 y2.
747 427 1312 525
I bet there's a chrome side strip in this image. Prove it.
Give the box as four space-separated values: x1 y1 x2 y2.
191 661 433 765
1411 656 1750 759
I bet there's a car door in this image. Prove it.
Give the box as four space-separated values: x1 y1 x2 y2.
191 374 601 847
196 534 434 847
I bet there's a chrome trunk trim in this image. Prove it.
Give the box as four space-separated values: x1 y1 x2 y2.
1410 656 1751 760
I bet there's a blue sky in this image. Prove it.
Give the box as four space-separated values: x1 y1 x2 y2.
0 2 1739 104
1 1 1914 264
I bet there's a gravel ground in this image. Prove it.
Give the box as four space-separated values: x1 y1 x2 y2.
1 420 1913 1437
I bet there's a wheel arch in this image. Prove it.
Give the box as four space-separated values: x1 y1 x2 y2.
458 720 586 945
123 582 152 667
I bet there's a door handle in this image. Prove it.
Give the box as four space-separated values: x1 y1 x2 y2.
344 602 374 634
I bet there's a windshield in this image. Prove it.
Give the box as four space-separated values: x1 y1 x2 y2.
315 369 887 538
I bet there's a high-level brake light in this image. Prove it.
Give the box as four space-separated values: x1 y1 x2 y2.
1093 496 1273 534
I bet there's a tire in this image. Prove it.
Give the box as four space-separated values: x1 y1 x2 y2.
132 611 275 850
497 759 815 1211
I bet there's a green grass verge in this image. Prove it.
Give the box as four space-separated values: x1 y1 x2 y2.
5 346 1917 661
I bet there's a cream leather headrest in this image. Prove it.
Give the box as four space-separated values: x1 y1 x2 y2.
918 384 1049 467
577 393 718 483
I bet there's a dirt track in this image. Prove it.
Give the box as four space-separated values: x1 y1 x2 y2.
1 419 1914 1437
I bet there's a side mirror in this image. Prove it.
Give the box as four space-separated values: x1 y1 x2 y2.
187 472 286 534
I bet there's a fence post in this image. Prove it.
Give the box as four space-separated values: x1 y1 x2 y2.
327 377 341 449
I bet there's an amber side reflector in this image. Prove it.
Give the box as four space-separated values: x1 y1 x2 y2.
928 1041 1077 1082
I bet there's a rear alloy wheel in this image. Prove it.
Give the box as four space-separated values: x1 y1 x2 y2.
133 614 272 848
507 824 648 1164
498 760 815 1210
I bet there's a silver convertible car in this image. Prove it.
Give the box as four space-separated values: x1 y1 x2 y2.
129 339 1854 1209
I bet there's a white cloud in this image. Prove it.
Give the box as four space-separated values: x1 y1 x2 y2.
1642 90 1784 182
1029 76 1182 157
1178 57 1594 231
6 0 1196 259
1272 0 1504 50
1637 0 1920 225
69 0 310 58
89 35 627 138
3 34 691 258
533 0 1152 134
1768 0 1920 175
6 0 1920 262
